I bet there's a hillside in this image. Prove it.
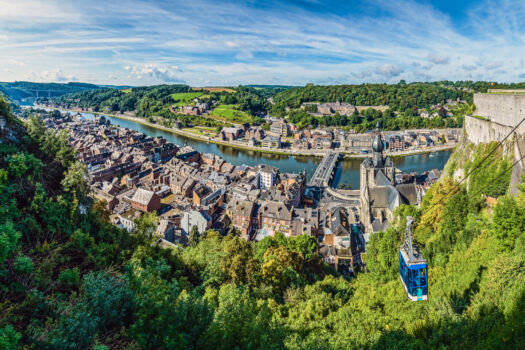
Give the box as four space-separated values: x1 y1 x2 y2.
0 95 524 349
44 85 270 128
0 81 113 105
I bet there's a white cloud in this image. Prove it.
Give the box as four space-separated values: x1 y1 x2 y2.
413 71 432 81
462 64 477 71
375 64 403 78
224 41 238 48
485 61 503 70
352 71 372 79
124 64 185 83
24 69 78 82
427 53 450 65
8 58 24 67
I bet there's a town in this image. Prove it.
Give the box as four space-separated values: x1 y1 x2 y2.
41 96 463 156
39 110 445 276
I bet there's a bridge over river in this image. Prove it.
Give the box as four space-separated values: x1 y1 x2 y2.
307 151 341 187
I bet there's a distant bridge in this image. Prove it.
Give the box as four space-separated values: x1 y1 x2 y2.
27 90 67 99
307 151 340 188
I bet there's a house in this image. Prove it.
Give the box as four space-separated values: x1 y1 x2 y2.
261 135 281 149
193 185 211 206
257 165 278 189
387 134 405 151
293 138 310 150
318 102 356 116
220 127 244 141
156 219 176 241
117 208 142 232
343 134 373 153
245 127 265 141
319 207 360 275
232 201 257 238
131 188 161 212
257 201 293 237
181 210 211 235
179 106 201 116
170 175 196 197
270 121 289 137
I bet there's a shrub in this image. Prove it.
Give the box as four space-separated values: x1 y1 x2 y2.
58 268 81 287
82 271 134 331
0 325 21 350
14 255 33 274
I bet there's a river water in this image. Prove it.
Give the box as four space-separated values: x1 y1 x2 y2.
77 112 451 189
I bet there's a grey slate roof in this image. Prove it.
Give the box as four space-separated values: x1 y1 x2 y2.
374 170 391 186
131 188 156 206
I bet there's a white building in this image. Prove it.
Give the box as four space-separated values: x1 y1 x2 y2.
181 210 211 235
258 166 278 190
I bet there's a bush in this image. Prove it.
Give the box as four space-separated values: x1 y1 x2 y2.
0 325 21 350
48 304 99 350
82 271 134 331
58 268 81 287
14 255 33 274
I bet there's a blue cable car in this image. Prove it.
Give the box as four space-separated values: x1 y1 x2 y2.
399 217 428 301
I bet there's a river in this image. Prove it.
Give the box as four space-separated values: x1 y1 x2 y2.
77 112 451 189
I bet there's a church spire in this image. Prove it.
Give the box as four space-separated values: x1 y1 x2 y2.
372 121 384 167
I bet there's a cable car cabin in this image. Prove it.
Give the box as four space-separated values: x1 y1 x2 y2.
399 217 428 301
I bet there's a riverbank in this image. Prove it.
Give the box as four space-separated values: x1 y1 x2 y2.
38 106 457 159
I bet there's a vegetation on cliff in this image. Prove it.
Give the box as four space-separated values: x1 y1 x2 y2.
0 96 523 349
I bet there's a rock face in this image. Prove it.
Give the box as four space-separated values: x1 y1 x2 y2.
509 136 525 196
0 112 24 144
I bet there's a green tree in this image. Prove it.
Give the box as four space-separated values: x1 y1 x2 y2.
189 225 200 247
61 161 88 198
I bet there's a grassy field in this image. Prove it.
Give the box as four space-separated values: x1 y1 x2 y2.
121 88 132 93
192 87 235 93
182 126 218 137
171 92 203 106
208 104 256 124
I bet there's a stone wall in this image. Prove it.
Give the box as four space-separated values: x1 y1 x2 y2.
464 115 514 145
474 93 525 134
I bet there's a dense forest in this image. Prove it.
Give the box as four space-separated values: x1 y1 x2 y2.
270 81 525 130
285 104 468 131
0 95 523 349
270 80 525 115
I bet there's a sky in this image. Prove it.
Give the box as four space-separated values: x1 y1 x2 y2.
0 0 524 86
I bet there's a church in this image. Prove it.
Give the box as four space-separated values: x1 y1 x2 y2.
360 123 421 233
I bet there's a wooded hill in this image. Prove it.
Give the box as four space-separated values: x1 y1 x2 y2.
0 81 120 103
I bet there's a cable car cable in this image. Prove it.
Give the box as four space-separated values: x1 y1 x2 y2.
463 152 525 203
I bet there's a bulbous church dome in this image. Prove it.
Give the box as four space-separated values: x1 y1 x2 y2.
372 122 384 152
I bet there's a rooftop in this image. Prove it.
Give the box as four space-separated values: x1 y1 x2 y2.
131 188 156 206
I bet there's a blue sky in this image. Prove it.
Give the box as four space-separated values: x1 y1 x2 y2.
0 0 524 85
